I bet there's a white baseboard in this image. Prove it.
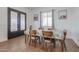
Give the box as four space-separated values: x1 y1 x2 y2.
0 39 7 42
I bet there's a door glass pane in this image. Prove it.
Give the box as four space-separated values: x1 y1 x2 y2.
20 14 25 30
11 11 18 32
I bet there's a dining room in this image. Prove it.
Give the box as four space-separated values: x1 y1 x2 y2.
0 7 79 52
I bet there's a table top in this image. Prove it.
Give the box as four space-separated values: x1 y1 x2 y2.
24 30 63 40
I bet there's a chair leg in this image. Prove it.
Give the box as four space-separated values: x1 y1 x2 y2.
45 43 49 51
42 42 45 49
45 43 47 48
64 43 67 51
38 37 41 44
61 41 66 52
61 45 64 52
42 42 46 48
29 39 31 45
34 40 37 47
61 41 64 52
47 43 53 52
25 35 26 44
29 37 31 45
26 35 29 43
53 40 56 48
42 39 45 48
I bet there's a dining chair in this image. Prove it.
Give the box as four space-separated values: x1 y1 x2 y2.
24 25 32 44
29 30 38 47
42 31 54 51
24 31 29 44
58 30 67 52
62 30 67 51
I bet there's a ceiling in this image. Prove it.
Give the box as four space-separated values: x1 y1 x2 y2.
27 7 41 10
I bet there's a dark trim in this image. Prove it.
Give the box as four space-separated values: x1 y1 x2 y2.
8 7 26 14
25 13 27 31
7 8 9 40
8 7 26 39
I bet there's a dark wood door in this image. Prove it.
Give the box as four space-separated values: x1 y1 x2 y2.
8 8 26 39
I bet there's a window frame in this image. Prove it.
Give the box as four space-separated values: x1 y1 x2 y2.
40 10 54 28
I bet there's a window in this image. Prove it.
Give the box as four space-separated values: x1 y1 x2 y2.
41 11 52 27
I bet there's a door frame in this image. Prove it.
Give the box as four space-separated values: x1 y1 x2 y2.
7 7 27 39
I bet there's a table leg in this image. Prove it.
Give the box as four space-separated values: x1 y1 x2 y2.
25 35 26 44
52 39 56 48
38 37 41 44
54 39 56 48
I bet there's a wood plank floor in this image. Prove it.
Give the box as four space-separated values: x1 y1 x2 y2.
0 36 79 52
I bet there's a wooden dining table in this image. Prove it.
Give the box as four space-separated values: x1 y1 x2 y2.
24 30 63 47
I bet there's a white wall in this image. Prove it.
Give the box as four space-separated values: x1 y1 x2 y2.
0 7 33 42
70 8 79 46
0 7 7 42
31 7 79 47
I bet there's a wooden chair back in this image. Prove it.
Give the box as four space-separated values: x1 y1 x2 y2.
29 25 32 34
30 30 37 36
42 31 53 39
61 30 67 51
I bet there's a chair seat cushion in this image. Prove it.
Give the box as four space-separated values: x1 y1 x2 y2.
45 40 51 43
31 37 35 40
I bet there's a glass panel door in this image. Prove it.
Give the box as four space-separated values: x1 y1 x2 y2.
8 8 26 39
